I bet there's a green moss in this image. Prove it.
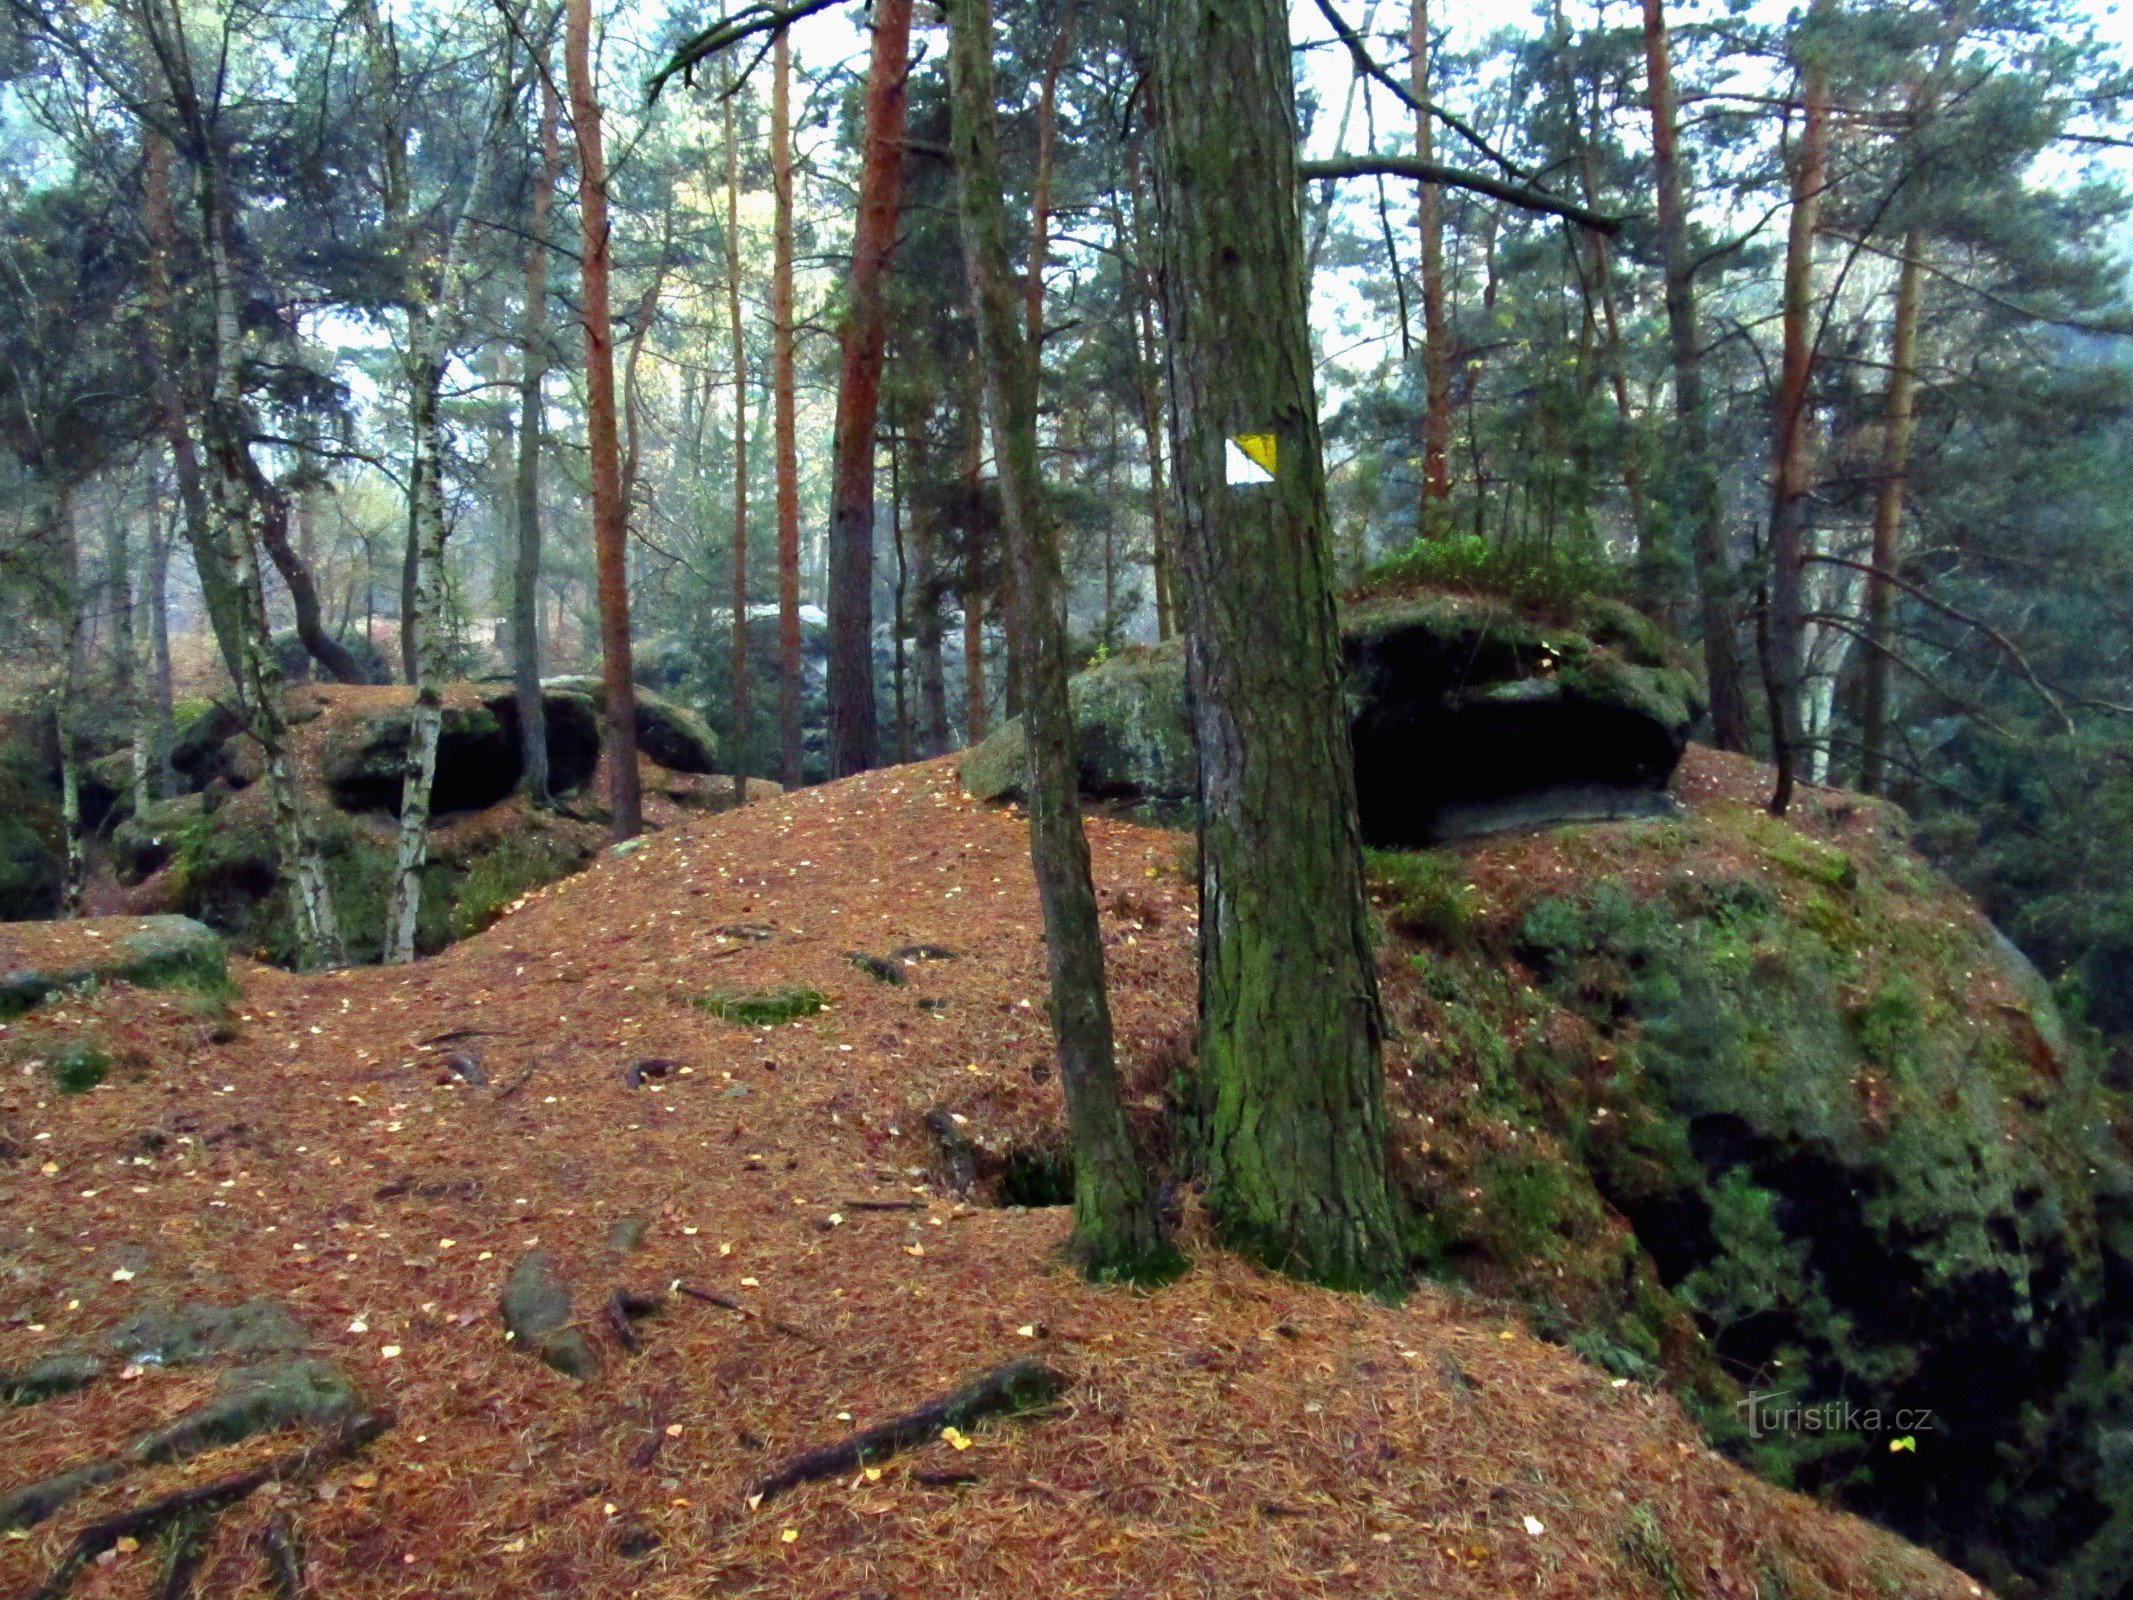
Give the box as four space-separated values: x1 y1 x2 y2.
47 1039 109 1094
1621 1505 1691 1600
1357 532 1622 611
452 830 590 941
1367 849 1477 947
694 986 827 1025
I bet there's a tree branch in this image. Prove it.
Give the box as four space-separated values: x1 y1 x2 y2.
1305 0 1536 186
648 0 849 101
1299 156 1621 234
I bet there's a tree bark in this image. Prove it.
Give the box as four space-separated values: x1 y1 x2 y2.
145 491 178 799
515 72 561 807
568 0 644 838
1764 16 1832 817
945 0 1171 1278
826 0 914 778
772 25 806 788
1026 4 1075 349
1412 0 1451 520
1151 0 1402 1290
1123 138 1174 641
1642 0 1750 750
140 132 246 694
259 489 367 684
911 430 950 755
52 489 84 915
726 80 751 806
376 8 504 963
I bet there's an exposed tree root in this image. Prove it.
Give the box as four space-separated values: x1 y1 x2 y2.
746 1358 1067 1504
27 1410 393 1600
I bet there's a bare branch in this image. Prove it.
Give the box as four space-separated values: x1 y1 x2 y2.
1299 156 1621 234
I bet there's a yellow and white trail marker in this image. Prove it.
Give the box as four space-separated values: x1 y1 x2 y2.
1226 433 1277 485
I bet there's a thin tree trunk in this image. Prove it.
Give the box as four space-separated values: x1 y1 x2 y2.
146 492 177 799
1412 0 1451 520
826 0 913 778
962 362 988 744
101 496 151 815
1026 4 1075 349
911 430 949 755
1858 241 1921 795
569 0 643 838
726 83 751 805
140 132 246 693
1765 15 1832 817
259 487 367 684
51 489 84 915
1642 0 1749 749
380 20 503 963
515 72 561 807
891 433 909 761
1124 135 1174 641
1151 0 1401 1290
947 0 1169 1275
772 25 805 788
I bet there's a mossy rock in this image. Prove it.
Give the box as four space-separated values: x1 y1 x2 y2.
170 701 245 793
0 916 226 1022
1378 799 2133 1594
543 677 718 775
0 813 60 920
322 701 521 815
130 1358 358 1463
961 641 1195 816
113 792 206 884
111 1298 309 1365
964 602 1701 846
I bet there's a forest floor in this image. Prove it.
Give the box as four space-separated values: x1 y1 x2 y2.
0 752 1991 1599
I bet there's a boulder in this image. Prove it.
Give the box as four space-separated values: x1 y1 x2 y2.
502 1249 599 1379
960 641 1195 816
0 916 226 1019
322 701 523 815
113 793 206 885
0 813 59 920
170 701 245 793
961 594 1702 844
111 1298 308 1366
1345 593 1699 845
543 677 719 775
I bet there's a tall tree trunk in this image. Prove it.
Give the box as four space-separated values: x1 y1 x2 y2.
1412 0 1451 520
1026 3 1075 348
569 0 644 837
140 132 246 693
145 491 178 800
911 430 949 755
102 495 150 815
51 489 84 915
726 83 751 805
258 486 367 683
176 86 345 967
1642 0 1749 749
946 0 1170 1276
962 361 988 743
1124 135 1175 642
380 21 503 963
891 434 909 760
1152 0 1401 1290
1858 242 1921 796
515 72 561 807
772 25 806 788
826 0 913 778
1765 18 1832 817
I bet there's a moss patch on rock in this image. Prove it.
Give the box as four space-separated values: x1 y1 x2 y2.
1369 767 2133 1594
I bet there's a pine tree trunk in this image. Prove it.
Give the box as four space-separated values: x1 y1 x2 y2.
727 85 751 806
1026 5 1074 348
259 488 366 683
568 0 644 838
1858 240 1920 796
945 0 1171 1278
826 0 914 778
146 494 177 799
51 489 84 916
1151 0 1402 1290
1764 24 1832 817
515 74 560 807
1125 136 1175 642
141 133 247 694
1642 0 1749 750
1413 0 1451 519
772 26 806 789
912 440 950 755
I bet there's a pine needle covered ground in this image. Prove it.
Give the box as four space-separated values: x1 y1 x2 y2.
0 755 1989 1598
